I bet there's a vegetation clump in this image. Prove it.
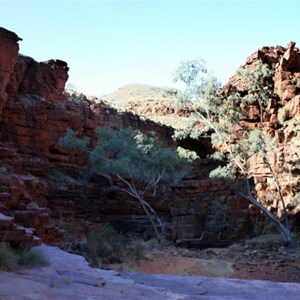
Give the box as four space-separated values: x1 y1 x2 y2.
17 248 49 268
245 234 283 251
60 127 193 242
0 243 49 271
85 226 148 268
87 226 129 266
0 243 18 271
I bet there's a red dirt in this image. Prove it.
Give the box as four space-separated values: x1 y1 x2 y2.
109 244 300 283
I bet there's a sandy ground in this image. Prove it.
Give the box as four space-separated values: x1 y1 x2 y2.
108 243 300 283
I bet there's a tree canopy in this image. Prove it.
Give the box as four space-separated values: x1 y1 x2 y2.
89 127 189 184
60 127 193 241
172 58 292 243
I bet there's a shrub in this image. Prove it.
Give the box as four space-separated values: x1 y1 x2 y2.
223 243 245 259
245 234 282 250
87 226 129 265
126 238 146 261
0 243 18 271
0 243 49 271
18 249 49 268
290 192 300 208
278 104 289 124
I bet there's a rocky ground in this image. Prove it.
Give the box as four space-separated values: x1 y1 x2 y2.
0 244 299 300
106 234 300 284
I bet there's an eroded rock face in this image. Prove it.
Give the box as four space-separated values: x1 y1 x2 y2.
0 27 21 105
7 57 69 104
0 27 181 248
0 26 299 249
170 179 249 247
224 42 300 231
274 41 300 102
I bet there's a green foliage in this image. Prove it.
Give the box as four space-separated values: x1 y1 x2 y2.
209 151 225 162
172 58 292 243
0 243 49 271
209 162 237 181
132 242 145 260
173 114 211 141
226 243 244 255
173 58 275 181
87 226 129 265
173 58 221 102
0 243 18 271
163 87 189 110
126 238 146 261
265 193 275 203
290 192 300 208
176 146 199 162
89 127 190 184
173 58 207 86
278 104 289 124
59 128 90 152
245 234 282 250
60 127 191 241
17 249 49 268
236 61 273 105
205 201 228 234
48 167 80 187
247 130 265 155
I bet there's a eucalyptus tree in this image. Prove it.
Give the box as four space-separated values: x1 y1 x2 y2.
60 127 192 242
172 58 292 244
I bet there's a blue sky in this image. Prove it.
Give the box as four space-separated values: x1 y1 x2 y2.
1 1 299 96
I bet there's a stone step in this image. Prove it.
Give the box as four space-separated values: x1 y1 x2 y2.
0 192 11 199
0 212 14 228
31 235 42 247
0 219 41 248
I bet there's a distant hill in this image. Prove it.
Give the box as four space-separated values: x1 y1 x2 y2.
103 83 193 129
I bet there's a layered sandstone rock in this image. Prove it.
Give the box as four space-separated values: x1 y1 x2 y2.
0 27 21 105
170 179 249 247
7 56 69 104
224 42 300 230
0 27 183 248
0 212 41 248
0 26 299 249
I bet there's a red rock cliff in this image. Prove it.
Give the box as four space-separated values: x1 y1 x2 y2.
224 42 300 230
0 27 298 250
0 27 189 248
0 27 21 105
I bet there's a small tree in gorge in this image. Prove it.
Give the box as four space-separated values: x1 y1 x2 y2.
171 58 292 244
59 127 192 242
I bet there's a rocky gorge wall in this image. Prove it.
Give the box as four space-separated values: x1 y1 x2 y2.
0 27 176 248
0 26 299 250
224 42 300 231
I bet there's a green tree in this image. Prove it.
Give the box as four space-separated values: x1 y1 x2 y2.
59 128 90 152
172 58 292 244
60 127 191 242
